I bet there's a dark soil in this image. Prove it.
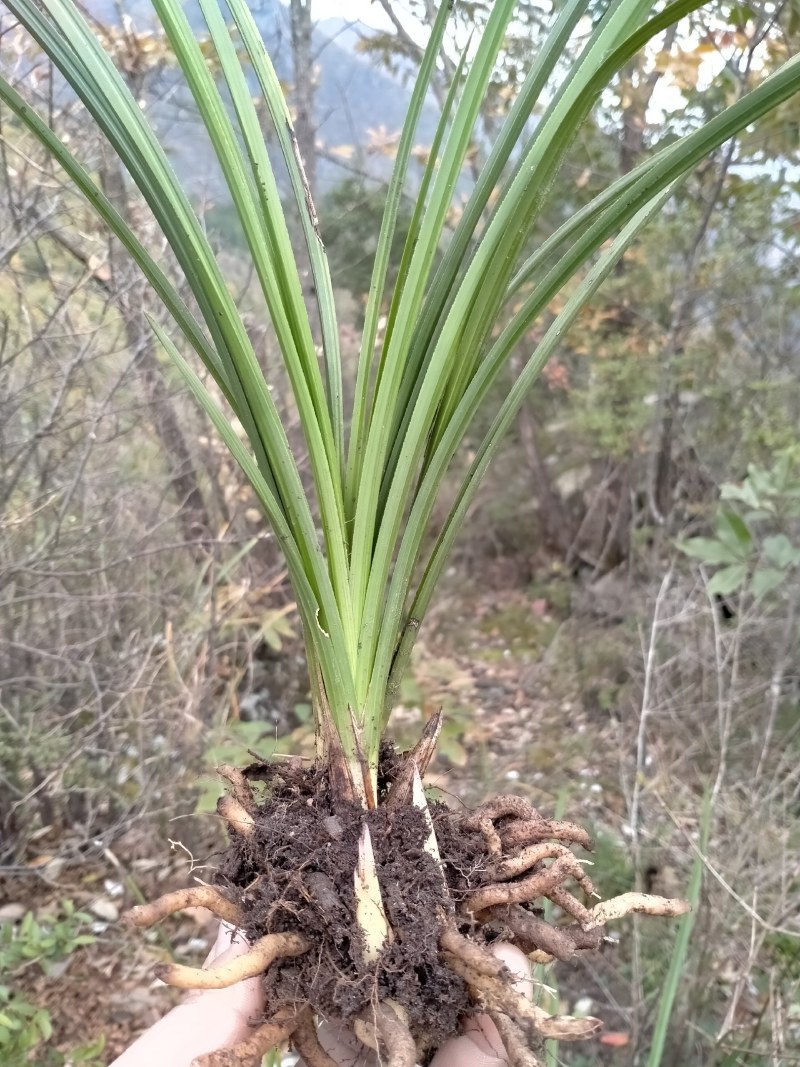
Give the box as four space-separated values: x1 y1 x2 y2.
215 745 492 1047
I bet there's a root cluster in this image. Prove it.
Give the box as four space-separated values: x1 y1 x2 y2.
126 743 689 1067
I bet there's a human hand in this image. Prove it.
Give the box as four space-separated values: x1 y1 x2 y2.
109 923 265 1067
110 927 530 1067
311 943 533 1067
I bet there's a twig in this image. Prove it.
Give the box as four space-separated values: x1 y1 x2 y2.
656 791 800 938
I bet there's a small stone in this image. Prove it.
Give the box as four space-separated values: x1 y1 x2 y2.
47 958 72 979
182 937 210 954
90 898 119 923
322 815 344 840
0 903 26 923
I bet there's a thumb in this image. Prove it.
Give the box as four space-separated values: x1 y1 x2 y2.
110 924 265 1067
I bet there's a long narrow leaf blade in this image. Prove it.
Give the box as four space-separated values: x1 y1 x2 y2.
159 0 354 661
0 75 230 400
149 317 359 742
344 0 452 521
646 793 710 1067
401 185 679 666
387 0 591 457
350 0 519 695
227 0 345 460
9 0 282 494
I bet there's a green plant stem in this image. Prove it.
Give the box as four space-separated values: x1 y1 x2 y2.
645 791 711 1067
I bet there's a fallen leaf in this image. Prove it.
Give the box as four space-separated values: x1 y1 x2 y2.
600 1032 630 1048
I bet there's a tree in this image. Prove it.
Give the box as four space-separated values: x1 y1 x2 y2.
367 1 800 570
288 0 317 197
323 176 413 305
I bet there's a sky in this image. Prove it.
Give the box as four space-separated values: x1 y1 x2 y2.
311 0 395 30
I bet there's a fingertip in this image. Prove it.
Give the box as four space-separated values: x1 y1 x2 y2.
488 943 533 1001
431 1032 507 1067
204 920 249 965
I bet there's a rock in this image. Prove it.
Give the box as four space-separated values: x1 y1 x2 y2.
90 898 119 923
0 903 27 923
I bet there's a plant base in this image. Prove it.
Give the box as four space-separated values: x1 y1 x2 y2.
127 742 689 1067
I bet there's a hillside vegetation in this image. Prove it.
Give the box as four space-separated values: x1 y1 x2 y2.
1 2 799 1065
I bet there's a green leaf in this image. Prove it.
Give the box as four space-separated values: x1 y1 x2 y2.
294 703 313 724
152 0 354 663
715 510 752 555
4 0 280 485
677 538 741 566
646 791 710 1067
349 0 521 688
34 1010 53 1040
707 564 749 596
762 534 800 569
148 317 359 756
345 0 453 520
8 0 800 782
720 479 761 509
370 185 677 741
226 0 343 460
752 568 785 599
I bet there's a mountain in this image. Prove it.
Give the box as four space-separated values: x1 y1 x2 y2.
84 0 437 194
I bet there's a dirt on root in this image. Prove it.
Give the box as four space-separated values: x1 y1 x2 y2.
214 744 491 1047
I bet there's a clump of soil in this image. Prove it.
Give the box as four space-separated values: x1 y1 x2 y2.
127 732 690 1067
216 747 480 1045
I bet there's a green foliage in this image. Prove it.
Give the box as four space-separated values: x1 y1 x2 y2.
646 793 710 1067
678 446 800 597
765 930 800 981
4 0 800 797
0 901 95 974
195 721 279 813
591 830 636 899
323 178 412 303
0 902 103 1067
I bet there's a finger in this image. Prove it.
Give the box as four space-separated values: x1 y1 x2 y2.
200 919 248 969
430 1033 507 1067
110 926 265 1067
488 944 534 999
313 1019 376 1067
300 944 535 1067
431 944 534 1067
